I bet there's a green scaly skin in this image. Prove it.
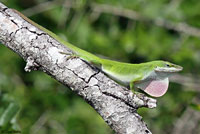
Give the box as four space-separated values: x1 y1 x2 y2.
13 9 183 96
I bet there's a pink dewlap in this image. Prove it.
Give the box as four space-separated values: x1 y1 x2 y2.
143 78 169 97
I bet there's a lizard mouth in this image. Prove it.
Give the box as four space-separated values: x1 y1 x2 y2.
155 66 183 73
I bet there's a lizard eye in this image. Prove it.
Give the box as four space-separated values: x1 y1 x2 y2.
166 64 170 67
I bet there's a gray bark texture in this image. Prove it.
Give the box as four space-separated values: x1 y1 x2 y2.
0 2 157 134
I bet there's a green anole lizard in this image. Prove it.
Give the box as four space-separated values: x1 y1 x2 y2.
13 9 183 97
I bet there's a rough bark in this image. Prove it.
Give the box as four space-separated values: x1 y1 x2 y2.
0 3 156 134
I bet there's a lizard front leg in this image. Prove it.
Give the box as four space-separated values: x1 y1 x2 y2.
129 76 143 94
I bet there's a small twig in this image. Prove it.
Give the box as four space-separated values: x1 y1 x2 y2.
170 74 200 92
172 97 200 134
21 0 77 17
57 0 71 28
169 0 183 8
30 111 50 134
91 3 144 21
48 120 67 134
21 1 60 17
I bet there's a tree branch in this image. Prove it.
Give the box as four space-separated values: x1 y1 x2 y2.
0 3 156 134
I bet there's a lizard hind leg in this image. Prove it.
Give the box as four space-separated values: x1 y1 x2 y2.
59 51 79 60
60 51 102 67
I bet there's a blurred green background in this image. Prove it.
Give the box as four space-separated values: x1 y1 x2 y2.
0 0 200 134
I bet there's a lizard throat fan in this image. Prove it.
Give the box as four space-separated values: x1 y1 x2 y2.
135 78 169 97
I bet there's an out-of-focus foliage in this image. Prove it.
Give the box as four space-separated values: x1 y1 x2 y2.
0 93 20 132
0 0 200 134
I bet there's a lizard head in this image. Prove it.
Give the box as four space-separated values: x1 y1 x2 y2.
153 61 183 73
136 61 183 97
